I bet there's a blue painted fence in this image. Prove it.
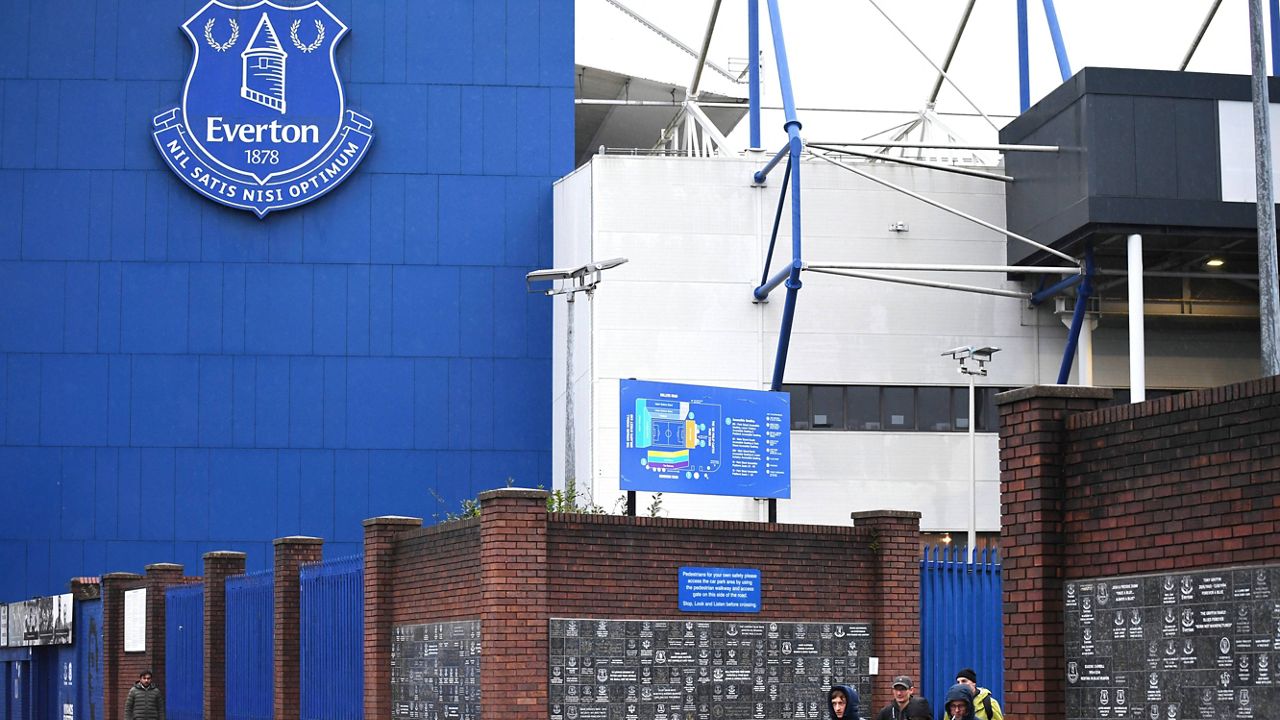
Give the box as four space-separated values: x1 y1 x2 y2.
300 554 364 720
226 570 273 720
165 585 204 720
920 545 1003 716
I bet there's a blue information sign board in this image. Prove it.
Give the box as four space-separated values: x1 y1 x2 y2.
678 567 762 613
620 380 790 498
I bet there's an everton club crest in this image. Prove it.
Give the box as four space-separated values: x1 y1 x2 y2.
153 0 374 217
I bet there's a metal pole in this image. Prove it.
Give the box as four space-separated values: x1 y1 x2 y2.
928 0 978 104
1180 0 1224 71
1128 234 1147 402
688 0 723 98
749 0 761 149
1017 0 1030 111
1272 0 1280 75
564 293 576 499
967 370 976 564
1250 0 1280 375
1041 0 1072 80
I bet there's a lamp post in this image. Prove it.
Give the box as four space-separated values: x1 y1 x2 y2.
527 258 629 507
941 345 1000 563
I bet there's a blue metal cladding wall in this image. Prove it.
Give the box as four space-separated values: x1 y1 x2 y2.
165 585 203 720
225 570 273 720
300 554 362 720
0 0 573 601
74 599 103 720
920 546 1004 716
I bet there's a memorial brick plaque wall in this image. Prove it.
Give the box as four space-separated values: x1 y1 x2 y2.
392 620 481 720
549 618 872 720
1065 565 1280 720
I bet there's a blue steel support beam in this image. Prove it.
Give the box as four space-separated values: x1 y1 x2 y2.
1055 246 1095 384
1272 0 1280 74
754 143 790 185
1017 0 1030 111
1029 273 1083 306
769 134 804 392
756 156 792 294
749 0 761 149
1041 0 1072 80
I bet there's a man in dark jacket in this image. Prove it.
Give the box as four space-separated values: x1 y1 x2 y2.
828 684 862 720
877 676 932 720
941 683 975 719
125 670 164 720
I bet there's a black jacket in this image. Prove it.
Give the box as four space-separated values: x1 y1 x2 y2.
829 684 862 720
878 696 932 720
125 681 164 720
940 684 975 720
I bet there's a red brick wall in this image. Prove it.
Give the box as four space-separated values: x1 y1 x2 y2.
997 377 1280 720
101 564 194 720
273 537 324 720
366 492 922 716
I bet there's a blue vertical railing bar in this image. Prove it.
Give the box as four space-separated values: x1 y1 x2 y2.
920 545 1003 720
748 0 761 149
762 0 803 392
165 585 204 720
1017 0 1029 111
300 554 364 720
1041 0 1072 80
1055 245 1094 384
225 569 274 720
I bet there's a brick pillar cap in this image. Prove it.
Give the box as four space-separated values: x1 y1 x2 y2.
145 562 184 572
273 535 324 546
103 572 143 580
362 515 424 527
850 510 921 521
202 551 248 560
994 384 1114 405
477 487 549 502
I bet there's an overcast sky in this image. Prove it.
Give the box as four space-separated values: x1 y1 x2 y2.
576 0 1259 150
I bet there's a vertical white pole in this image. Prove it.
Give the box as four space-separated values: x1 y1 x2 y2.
565 294 576 497
1127 234 1146 403
968 370 976 564
1079 315 1094 386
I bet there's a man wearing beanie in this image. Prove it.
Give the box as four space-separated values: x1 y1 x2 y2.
954 668 1002 720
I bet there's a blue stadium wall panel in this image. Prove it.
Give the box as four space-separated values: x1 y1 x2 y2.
0 0 571 600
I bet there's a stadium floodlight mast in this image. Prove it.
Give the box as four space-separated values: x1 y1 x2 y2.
527 258 629 508
941 345 1000 563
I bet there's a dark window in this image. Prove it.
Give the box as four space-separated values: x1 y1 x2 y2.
952 387 970 430
976 387 1000 431
917 387 952 431
881 387 915 430
845 386 881 430
782 384 809 430
810 386 844 429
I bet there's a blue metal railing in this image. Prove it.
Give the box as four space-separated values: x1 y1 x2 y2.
226 569 274 720
165 585 204 720
920 545 1003 718
300 554 364 720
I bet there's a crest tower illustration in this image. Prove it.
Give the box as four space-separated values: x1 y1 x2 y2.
241 12 287 113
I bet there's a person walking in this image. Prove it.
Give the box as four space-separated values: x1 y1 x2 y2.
828 684 862 720
954 668 1002 720
877 676 932 720
125 670 164 720
940 683 975 720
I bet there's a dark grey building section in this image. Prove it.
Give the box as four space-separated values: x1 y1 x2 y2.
1001 68 1279 265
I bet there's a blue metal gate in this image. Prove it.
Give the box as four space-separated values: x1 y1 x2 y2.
225 570 273 720
920 545 1003 715
300 554 363 720
165 585 204 720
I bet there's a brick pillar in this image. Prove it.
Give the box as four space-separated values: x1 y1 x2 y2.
274 536 324 720
364 516 424 720
996 385 1110 717
102 572 142 720
144 563 184 689
853 510 922 711
203 551 247 720
479 488 549 720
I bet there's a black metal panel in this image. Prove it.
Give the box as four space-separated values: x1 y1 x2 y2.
1064 565 1280 720
1002 68 1275 265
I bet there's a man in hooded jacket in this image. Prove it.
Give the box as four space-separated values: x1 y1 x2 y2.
940 683 975 720
125 670 164 720
828 684 862 720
